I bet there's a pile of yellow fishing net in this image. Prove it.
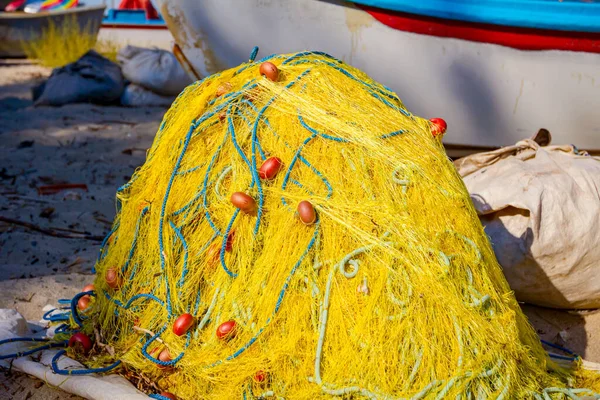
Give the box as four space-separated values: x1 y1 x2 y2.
67 50 600 399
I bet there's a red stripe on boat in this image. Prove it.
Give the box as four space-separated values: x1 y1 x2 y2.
359 5 600 53
101 24 168 30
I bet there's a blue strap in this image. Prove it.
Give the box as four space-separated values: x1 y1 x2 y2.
51 350 122 375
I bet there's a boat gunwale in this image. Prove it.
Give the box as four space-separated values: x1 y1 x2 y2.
0 5 106 20
347 0 600 33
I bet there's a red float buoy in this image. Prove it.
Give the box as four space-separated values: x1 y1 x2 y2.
68 332 92 355
82 284 94 293
78 283 95 310
160 392 177 400
226 231 234 251
105 267 121 289
206 243 220 264
253 370 267 383
77 296 91 311
297 201 317 225
215 82 232 97
259 62 279 82
259 157 283 180
157 348 172 370
231 192 257 215
216 320 237 340
206 232 234 266
173 313 195 336
429 118 447 137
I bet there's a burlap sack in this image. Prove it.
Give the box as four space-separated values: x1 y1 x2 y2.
455 130 600 309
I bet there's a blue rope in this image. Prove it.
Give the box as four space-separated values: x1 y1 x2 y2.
299 156 332 199
240 102 282 153
121 207 149 274
548 354 577 361
280 125 320 205
250 68 313 233
256 54 282 64
43 307 70 322
123 263 140 293
172 188 206 217
140 326 192 366
380 130 406 139
123 293 165 309
298 114 349 143
243 100 312 180
169 220 190 289
70 291 95 328
191 120 220 138
103 290 165 309
0 337 52 345
225 104 265 193
193 289 202 316
287 58 409 117
541 340 578 356
202 130 230 236
175 165 201 176
117 174 139 193
249 46 259 62
281 51 342 65
290 179 315 196
0 339 68 360
227 104 255 181
51 350 122 375
149 395 175 400
54 324 72 334
233 54 283 76
236 108 266 161
285 56 398 104
158 122 199 318
206 222 320 368
207 81 258 107
94 221 120 272
220 209 240 278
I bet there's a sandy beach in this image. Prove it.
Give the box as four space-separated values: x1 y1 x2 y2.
0 59 166 399
0 59 599 399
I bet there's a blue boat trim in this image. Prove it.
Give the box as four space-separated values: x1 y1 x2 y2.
103 8 166 27
347 0 600 33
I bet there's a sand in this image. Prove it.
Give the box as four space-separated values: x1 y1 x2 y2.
0 59 166 399
0 59 598 399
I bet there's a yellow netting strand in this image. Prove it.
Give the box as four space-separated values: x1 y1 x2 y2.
75 50 599 399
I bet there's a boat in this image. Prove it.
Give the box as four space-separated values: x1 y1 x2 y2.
154 0 600 152
0 5 105 57
99 0 173 50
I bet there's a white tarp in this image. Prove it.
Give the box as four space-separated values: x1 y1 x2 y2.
0 309 149 400
455 130 600 309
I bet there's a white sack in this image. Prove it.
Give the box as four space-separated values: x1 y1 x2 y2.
0 309 149 399
117 45 192 96
455 130 600 309
121 84 175 107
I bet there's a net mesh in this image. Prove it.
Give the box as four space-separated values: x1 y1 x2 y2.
71 51 599 399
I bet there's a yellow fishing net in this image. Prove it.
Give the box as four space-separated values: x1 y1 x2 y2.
71 51 599 399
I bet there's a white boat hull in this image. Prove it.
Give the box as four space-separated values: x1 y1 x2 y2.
98 27 174 51
156 0 600 149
